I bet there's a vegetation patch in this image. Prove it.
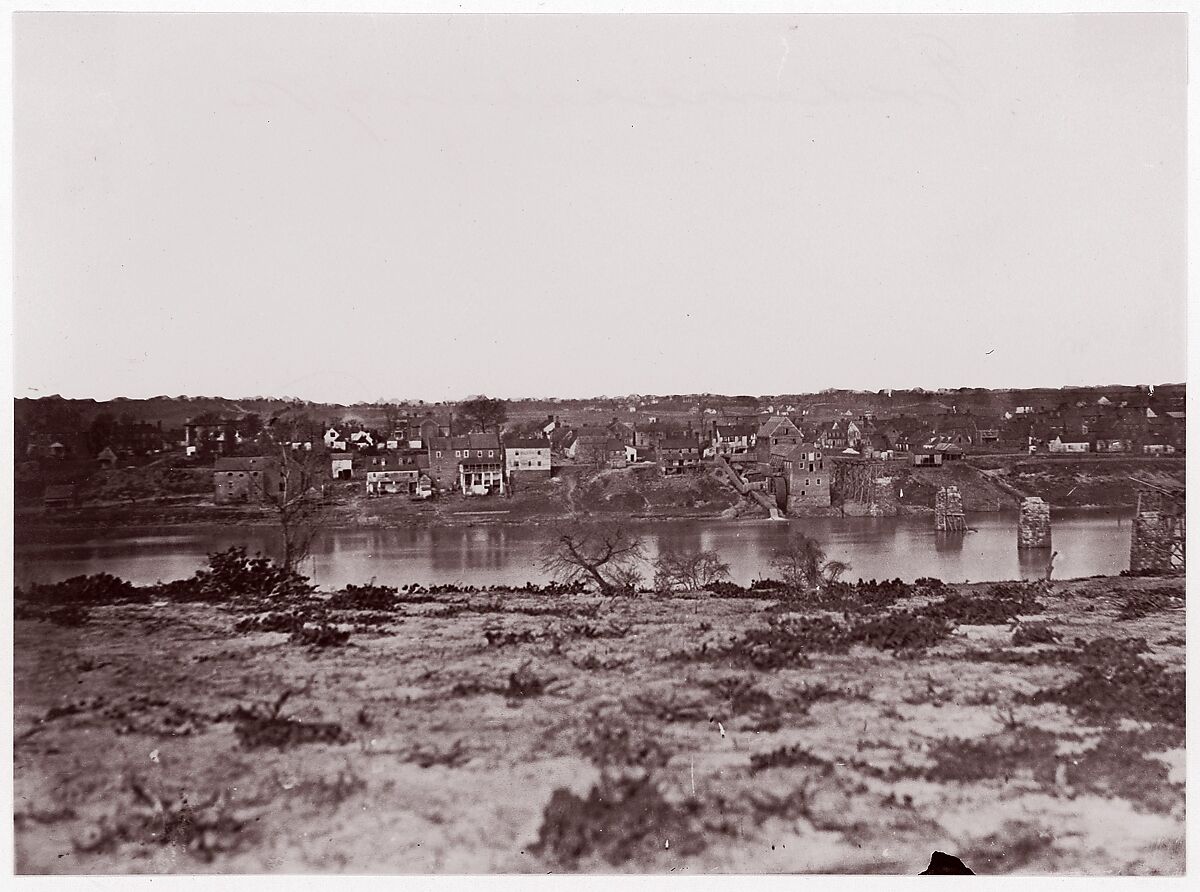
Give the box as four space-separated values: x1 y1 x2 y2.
325 582 400 611
74 778 258 862
923 584 1045 626
228 691 350 750
749 744 835 775
288 625 352 648
1117 590 1184 621
530 774 705 867
18 573 145 606
576 717 674 768
1027 637 1183 726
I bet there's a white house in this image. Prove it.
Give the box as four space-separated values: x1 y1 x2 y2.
504 440 552 478
366 469 418 495
1048 434 1090 454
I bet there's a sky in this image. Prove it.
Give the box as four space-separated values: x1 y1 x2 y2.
13 12 1187 403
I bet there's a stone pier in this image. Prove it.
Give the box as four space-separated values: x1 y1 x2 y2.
1017 497 1051 549
934 485 965 532
1129 488 1185 573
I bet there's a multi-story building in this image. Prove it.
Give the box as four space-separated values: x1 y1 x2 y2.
712 424 757 458
659 436 703 475
780 443 830 510
213 456 279 504
504 439 552 483
427 433 504 494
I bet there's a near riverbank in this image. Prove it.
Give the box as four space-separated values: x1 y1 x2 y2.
14 570 1185 874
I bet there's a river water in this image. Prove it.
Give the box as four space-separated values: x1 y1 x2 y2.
14 509 1135 590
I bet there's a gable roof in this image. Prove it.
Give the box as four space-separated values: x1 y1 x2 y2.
759 416 801 438
715 424 755 438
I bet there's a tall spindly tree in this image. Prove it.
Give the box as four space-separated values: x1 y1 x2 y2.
255 445 331 573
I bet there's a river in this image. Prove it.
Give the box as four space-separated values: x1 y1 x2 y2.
14 509 1136 590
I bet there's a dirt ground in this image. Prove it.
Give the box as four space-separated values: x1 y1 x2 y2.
13 574 1185 875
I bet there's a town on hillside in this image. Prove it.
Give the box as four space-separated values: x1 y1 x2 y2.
13 385 1186 518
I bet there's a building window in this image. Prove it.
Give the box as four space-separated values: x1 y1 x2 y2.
816 478 821 485
436 451 442 458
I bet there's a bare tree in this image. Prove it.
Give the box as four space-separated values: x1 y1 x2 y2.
770 534 849 593
540 522 647 595
653 549 731 593
256 445 331 573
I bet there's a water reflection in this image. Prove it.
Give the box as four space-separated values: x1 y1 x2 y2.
1017 547 1054 580
14 509 1135 589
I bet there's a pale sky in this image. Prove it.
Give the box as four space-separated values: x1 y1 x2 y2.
13 13 1187 403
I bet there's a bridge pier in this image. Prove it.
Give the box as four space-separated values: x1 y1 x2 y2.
1129 487 1185 573
934 486 965 532
1018 497 1051 549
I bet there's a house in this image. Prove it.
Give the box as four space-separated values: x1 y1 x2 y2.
213 456 280 504
1048 434 1090 454
364 450 427 473
935 442 965 461
606 419 637 447
756 416 804 461
185 418 243 455
858 434 893 460
427 433 504 493
712 424 757 458
1090 421 1129 453
912 445 943 467
504 439 552 482
324 428 347 451
780 443 831 510
975 417 1001 445
815 421 847 451
459 452 506 495
659 436 703 475
96 446 119 469
575 432 627 467
348 430 375 450
331 455 356 480
366 469 419 495
43 484 78 509
634 421 683 449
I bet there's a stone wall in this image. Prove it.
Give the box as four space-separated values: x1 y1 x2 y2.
1017 497 1051 549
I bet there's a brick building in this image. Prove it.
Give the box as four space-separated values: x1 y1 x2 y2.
213 456 280 504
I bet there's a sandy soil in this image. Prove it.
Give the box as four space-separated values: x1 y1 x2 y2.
13 574 1184 875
